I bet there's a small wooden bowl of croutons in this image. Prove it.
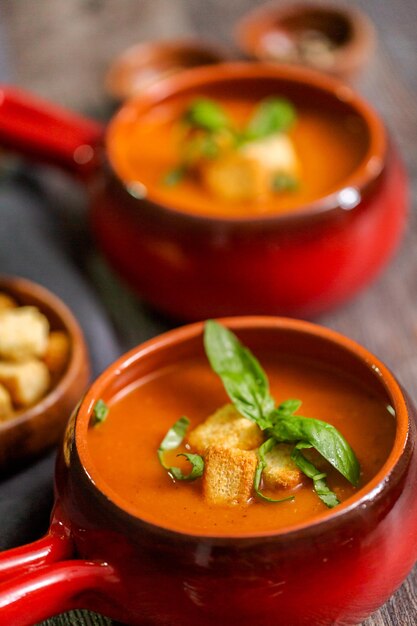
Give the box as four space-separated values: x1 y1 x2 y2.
0 275 90 471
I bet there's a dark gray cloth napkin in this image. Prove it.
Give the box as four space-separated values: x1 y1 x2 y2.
0 169 125 624
0 18 130 622
0 170 123 548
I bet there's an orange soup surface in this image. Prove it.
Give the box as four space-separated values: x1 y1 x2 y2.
87 354 395 536
109 96 368 218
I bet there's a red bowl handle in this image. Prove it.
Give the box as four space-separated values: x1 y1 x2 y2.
0 503 74 582
0 559 116 625
0 504 117 624
0 85 104 179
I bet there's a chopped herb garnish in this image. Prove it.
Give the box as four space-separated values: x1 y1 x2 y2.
162 166 185 187
272 173 299 193
170 453 205 481
158 417 204 481
291 442 339 508
245 97 296 141
91 399 109 426
183 98 231 132
254 437 295 503
203 320 360 505
157 320 360 508
163 96 299 196
269 411 360 486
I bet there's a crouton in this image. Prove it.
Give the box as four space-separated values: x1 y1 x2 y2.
0 383 13 421
203 445 257 506
200 133 299 203
262 443 303 490
240 133 299 177
0 360 50 407
0 306 49 361
0 293 18 310
188 404 263 455
200 152 270 202
43 331 70 377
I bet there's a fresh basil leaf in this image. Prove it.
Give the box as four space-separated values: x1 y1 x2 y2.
202 320 360 508
204 320 275 429
91 399 109 426
158 417 204 481
170 453 205 481
269 414 360 486
291 442 339 508
272 173 299 193
246 97 296 140
254 437 295 503
183 98 230 132
162 166 185 187
158 416 190 453
277 399 302 416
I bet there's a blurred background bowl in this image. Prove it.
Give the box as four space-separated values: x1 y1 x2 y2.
98 63 406 320
105 38 231 102
235 2 375 81
0 275 90 472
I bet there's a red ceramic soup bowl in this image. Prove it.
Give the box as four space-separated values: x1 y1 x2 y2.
0 317 416 625
0 64 408 321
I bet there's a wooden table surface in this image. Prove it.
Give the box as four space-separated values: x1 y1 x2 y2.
2 0 417 624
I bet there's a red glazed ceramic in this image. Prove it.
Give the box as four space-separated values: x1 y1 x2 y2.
0 317 416 625
0 63 408 320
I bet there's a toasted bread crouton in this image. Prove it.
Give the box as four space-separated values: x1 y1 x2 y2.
203 445 257 506
0 306 49 361
0 293 18 310
200 152 270 202
0 360 50 407
43 331 70 377
240 133 299 177
188 404 263 455
200 133 298 202
0 383 13 421
262 443 303 490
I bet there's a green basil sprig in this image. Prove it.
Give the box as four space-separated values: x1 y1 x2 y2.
269 412 360 486
183 97 296 140
166 96 298 187
291 442 339 508
158 416 204 481
204 320 275 429
204 321 360 506
245 97 296 141
183 98 231 132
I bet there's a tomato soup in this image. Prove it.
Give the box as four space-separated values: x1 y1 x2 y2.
108 95 368 218
86 353 395 536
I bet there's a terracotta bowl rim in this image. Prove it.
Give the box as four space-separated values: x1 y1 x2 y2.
234 1 376 74
0 275 87 435
105 37 233 101
106 61 386 226
75 316 409 541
